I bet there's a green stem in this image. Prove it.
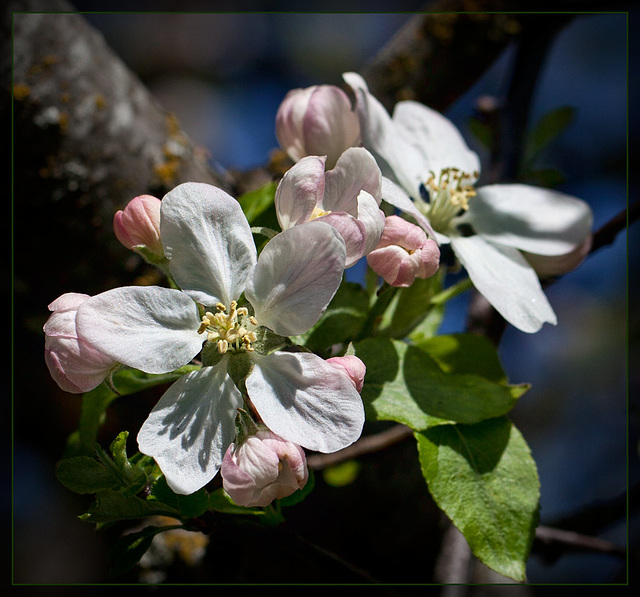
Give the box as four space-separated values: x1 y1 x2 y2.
356 283 399 340
429 276 473 306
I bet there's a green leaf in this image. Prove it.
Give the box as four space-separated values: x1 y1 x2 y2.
56 432 148 496
80 490 180 524
322 460 360 488
300 281 370 355
468 116 495 150
415 417 540 581
521 168 566 189
524 106 575 163
355 338 521 430
375 272 444 340
414 333 507 383
237 181 277 224
108 524 181 577
56 455 124 495
149 476 209 519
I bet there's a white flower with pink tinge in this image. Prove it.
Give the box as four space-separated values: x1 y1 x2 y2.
274 147 385 268
74 182 364 495
344 72 593 333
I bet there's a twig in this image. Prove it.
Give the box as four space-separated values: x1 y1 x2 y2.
534 525 627 559
307 424 413 471
589 201 640 255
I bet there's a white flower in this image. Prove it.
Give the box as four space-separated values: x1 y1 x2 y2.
75 182 364 495
274 147 385 268
344 72 594 333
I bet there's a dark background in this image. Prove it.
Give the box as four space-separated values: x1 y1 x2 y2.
10 3 638 588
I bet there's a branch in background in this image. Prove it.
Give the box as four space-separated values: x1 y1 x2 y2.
361 1 534 113
307 424 413 470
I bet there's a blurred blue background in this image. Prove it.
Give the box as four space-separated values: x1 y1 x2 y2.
13 6 635 586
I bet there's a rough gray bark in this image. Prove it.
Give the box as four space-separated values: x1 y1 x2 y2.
8 0 232 303
360 1 532 113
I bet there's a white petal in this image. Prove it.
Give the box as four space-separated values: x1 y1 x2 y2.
245 221 346 337
76 286 203 373
391 100 481 180
469 184 594 256
450 235 557 333
322 147 382 213
356 190 386 255
246 351 365 453
160 182 257 308
315 211 367 268
381 176 437 239
342 72 427 196
137 359 243 495
274 155 326 230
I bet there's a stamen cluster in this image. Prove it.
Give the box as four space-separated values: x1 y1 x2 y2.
198 301 258 354
423 167 478 232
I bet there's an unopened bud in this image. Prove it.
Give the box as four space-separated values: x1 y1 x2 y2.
221 429 309 507
367 215 440 287
113 194 163 257
326 355 366 393
276 85 360 169
43 293 117 393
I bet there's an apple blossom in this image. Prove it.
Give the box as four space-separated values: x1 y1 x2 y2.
113 194 164 258
344 71 593 333
367 215 440 287
221 428 309 507
274 147 385 268
44 293 117 394
276 84 361 169
74 182 364 495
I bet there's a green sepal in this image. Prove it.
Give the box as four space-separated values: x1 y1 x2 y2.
253 326 292 355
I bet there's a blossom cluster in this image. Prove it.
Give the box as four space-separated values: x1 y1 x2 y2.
44 71 593 507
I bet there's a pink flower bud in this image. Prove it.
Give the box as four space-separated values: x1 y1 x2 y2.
43 293 117 393
113 194 163 256
276 85 360 168
326 355 366 393
221 430 309 507
367 215 440 287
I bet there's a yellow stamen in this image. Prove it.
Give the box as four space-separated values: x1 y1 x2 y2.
198 302 258 353
309 206 331 220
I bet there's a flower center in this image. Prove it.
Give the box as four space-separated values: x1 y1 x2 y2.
309 206 331 220
420 168 478 233
198 301 258 354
